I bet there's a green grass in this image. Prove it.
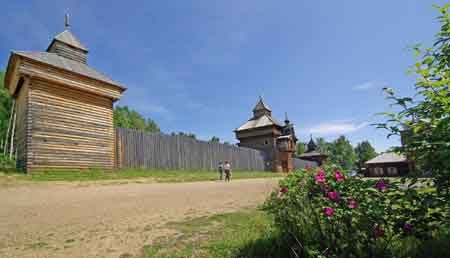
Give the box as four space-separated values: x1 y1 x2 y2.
137 209 285 258
0 169 282 183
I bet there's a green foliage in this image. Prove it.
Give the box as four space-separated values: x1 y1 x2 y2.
296 141 306 155
209 136 220 143
355 140 377 172
0 71 13 153
328 136 356 171
113 105 161 133
315 137 331 154
264 166 450 258
175 132 196 139
0 153 15 169
376 4 450 196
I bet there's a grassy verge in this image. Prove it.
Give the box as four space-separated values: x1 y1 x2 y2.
0 169 282 183
137 209 285 258
139 208 450 258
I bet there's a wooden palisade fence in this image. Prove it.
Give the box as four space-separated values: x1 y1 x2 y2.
115 128 266 171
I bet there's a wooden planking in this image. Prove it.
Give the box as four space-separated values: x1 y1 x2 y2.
14 81 29 170
48 42 87 63
27 78 115 171
116 128 266 171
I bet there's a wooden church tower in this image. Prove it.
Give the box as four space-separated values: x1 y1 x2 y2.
3 15 125 171
235 97 297 172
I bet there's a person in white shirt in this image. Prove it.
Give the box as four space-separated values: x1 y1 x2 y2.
223 161 232 182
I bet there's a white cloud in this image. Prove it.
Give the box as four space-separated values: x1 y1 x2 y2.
353 81 385 90
306 122 369 135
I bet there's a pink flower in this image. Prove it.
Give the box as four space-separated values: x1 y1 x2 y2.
315 170 326 183
375 180 389 191
348 198 358 209
373 227 383 238
279 187 289 194
324 207 334 216
334 171 345 181
327 191 340 202
403 223 413 235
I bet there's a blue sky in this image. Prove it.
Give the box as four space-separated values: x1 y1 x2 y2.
1 1 445 152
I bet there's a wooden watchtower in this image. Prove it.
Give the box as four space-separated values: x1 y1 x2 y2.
3 16 126 171
235 97 297 172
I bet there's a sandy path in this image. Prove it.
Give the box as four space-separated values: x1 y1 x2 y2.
0 178 278 258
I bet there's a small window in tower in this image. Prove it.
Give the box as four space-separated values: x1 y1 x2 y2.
264 140 269 145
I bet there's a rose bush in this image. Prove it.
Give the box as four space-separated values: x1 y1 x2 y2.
263 165 450 258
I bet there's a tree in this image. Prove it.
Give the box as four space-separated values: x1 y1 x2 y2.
296 142 306 155
0 71 13 154
176 132 196 139
329 136 356 171
376 4 450 196
315 137 331 155
209 136 220 143
113 105 161 133
354 140 377 172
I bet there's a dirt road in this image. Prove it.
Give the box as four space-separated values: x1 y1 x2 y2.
0 178 278 258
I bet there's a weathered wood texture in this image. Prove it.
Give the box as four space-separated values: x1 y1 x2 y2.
14 81 29 170
25 78 115 170
116 128 266 171
48 41 87 63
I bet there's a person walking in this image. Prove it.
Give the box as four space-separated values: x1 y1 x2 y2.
224 161 232 182
218 161 224 180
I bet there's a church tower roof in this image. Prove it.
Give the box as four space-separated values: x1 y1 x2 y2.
49 29 88 52
252 96 272 119
253 96 271 112
6 14 125 93
235 97 282 132
307 135 317 152
46 14 88 63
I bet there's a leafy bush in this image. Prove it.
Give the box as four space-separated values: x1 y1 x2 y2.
0 154 15 170
264 165 450 258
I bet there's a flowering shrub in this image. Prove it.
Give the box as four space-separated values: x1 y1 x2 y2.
264 164 450 258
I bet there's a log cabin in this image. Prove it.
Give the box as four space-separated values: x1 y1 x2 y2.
364 152 412 177
3 18 126 172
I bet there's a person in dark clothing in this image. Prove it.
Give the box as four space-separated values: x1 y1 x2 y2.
218 161 224 180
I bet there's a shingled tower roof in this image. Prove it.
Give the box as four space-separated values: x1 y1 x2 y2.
253 96 271 112
307 135 317 152
5 14 125 91
235 97 282 132
252 96 272 119
48 29 88 52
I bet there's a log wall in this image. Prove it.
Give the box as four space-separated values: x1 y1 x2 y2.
116 128 266 171
14 81 29 170
26 78 115 170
